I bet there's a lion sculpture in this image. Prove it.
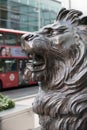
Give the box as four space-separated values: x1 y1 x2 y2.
21 8 87 130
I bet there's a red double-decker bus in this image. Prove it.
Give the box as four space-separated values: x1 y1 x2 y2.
0 28 36 90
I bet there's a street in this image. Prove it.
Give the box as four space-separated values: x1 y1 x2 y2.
1 85 39 99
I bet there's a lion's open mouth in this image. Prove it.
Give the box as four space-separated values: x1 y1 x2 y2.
23 53 46 81
27 53 46 72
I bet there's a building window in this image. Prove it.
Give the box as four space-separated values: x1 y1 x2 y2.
0 0 61 31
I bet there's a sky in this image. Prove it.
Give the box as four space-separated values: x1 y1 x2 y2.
61 0 87 15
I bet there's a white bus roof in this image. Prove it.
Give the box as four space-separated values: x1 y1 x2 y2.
0 28 29 34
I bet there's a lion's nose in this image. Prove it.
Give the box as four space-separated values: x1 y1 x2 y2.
21 33 34 41
21 33 33 52
21 33 40 52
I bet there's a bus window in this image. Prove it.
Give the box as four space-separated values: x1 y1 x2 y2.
11 61 17 71
0 32 4 45
18 59 28 85
5 32 17 46
0 59 17 72
19 59 27 73
17 34 23 46
7 59 17 72
0 59 6 72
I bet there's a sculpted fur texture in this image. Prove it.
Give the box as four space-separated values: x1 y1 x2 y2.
21 8 87 130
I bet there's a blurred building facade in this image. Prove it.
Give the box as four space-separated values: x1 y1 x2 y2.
0 0 61 32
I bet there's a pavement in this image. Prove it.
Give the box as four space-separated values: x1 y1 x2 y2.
15 94 41 130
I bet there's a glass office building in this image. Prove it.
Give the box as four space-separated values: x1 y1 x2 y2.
0 0 61 32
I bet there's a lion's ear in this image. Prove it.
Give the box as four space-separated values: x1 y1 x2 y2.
66 33 86 82
65 41 85 86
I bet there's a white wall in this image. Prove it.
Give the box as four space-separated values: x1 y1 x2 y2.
61 0 87 15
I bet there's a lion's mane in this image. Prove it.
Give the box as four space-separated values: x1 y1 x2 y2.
22 8 87 130
32 8 87 130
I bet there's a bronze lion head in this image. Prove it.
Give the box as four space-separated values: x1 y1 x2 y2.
21 8 87 130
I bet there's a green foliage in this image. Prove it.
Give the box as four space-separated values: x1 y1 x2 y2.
0 93 15 111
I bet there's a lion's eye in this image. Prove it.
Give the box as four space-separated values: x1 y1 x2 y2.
51 26 68 36
57 26 68 34
51 29 64 35
41 27 53 34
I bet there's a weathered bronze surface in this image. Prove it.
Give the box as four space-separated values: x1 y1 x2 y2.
21 8 87 130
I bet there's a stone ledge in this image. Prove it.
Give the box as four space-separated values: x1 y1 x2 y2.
0 104 35 130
